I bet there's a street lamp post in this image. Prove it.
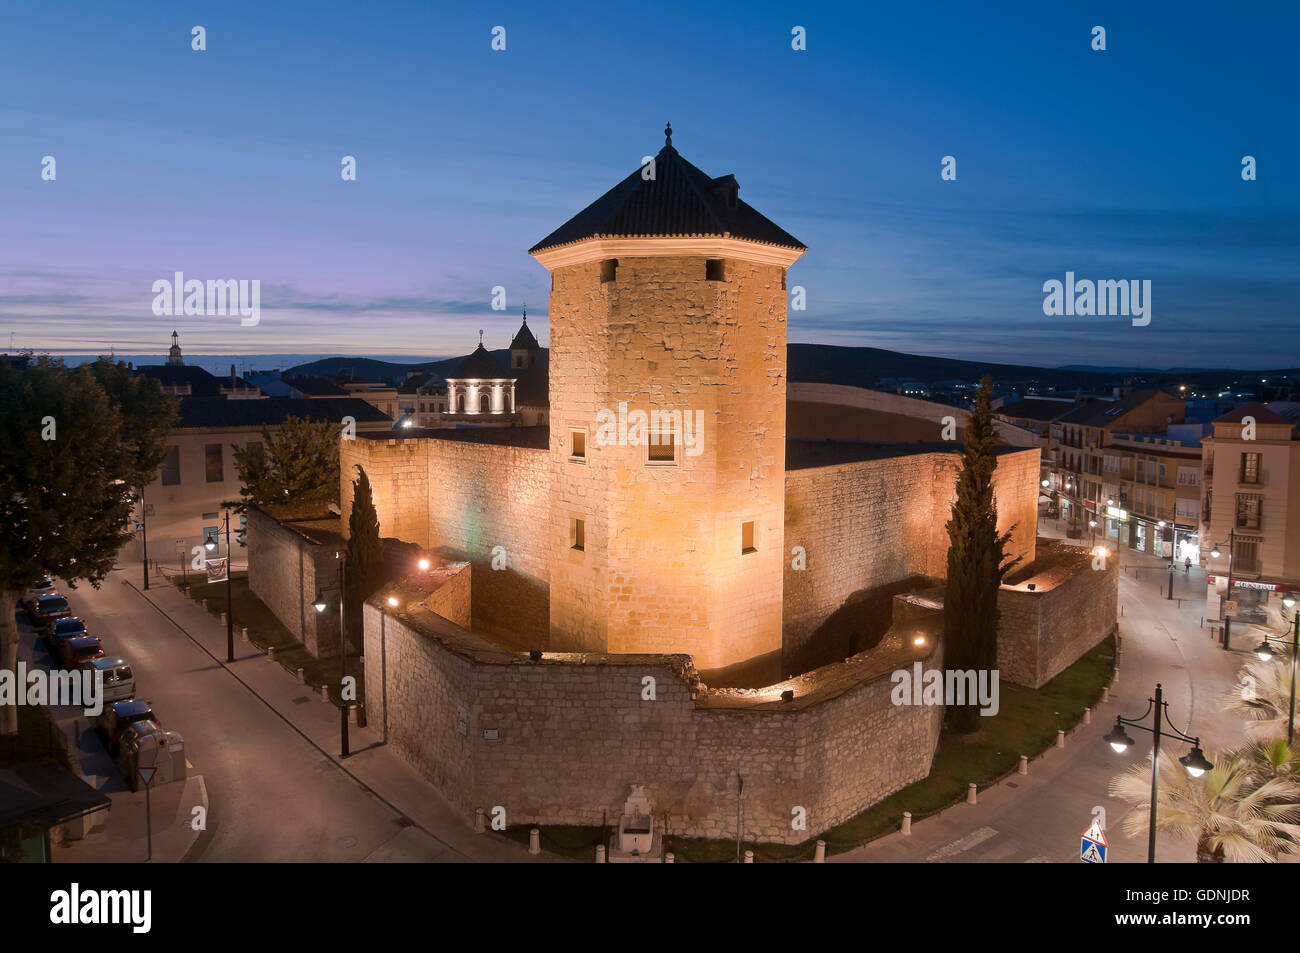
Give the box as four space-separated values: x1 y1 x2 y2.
139 488 150 591
313 552 349 759
1253 597 1299 746
204 508 235 663
1211 529 1236 650
1104 683 1212 863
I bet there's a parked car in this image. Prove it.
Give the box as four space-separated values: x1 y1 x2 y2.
58 635 105 669
42 616 88 652
81 656 135 704
21 577 57 611
96 700 160 756
29 594 71 627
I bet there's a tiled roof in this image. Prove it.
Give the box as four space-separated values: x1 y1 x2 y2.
1057 390 1166 428
529 131 805 254
509 317 540 352
284 376 347 397
1215 402 1291 425
177 396 391 429
996 398 1079 422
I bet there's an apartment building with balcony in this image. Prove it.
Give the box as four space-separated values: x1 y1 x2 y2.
1047 388 1185 540
1201 402 1300 627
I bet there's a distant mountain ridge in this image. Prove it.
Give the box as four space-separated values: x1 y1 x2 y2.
281 345 1298 392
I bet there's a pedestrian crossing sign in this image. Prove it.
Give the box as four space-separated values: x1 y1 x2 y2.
1081 819 1107 863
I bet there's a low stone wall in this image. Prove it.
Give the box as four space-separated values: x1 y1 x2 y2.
363 587 944 845
998 541 1118 688
783 446 1039 677
246 507 341 659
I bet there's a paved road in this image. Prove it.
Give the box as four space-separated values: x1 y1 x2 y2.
58 571 468 862
833 529 1253 863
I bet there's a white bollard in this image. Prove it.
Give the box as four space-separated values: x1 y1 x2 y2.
814 840 826 863
1056 729 1066 748
966 783 977 805
240 625 250 643
1018 755 1028 775
743 850 754 864
528 828 540 855
596 844 606 863
219 611 227 626
296 667 306 684
474 808 485 833
1084 707 1092 725
664 851 674 864
1102 685 1109 702
901 811 912 835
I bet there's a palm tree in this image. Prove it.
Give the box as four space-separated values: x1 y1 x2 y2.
1221 658 1295 740
1109 749 1300 862
1241 737 1298 785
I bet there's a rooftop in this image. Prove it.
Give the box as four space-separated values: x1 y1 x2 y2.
529 125 805 255
177 396 391 429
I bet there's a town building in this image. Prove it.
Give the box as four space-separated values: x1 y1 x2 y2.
1201 402 1300 628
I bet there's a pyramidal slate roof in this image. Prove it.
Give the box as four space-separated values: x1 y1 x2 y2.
509 314 540 351
450 344 509 380
529 125 806 255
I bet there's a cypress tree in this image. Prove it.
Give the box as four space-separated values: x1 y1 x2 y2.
943 377 1020 733
344 465 384 655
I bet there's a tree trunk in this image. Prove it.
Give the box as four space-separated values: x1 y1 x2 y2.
0 590 20 736
1195 836 1225 863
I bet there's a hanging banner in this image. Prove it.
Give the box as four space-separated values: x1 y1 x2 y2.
205 557 229 584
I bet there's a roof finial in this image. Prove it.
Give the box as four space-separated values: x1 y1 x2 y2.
665 122 672 147
521 301 527 322
478 328 484 347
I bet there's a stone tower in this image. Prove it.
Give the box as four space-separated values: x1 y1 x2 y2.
167 329 183 366
529 125 805 671
509 308 540 370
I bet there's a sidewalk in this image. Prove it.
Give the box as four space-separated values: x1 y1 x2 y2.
127 574 547 862
832 523 1251 863
16 622 208 863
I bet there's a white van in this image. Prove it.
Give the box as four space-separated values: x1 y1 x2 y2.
83 656 135 704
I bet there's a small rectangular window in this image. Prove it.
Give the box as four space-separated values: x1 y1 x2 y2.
648 429 675 464
600 259 618 283
205 443 224 483
570 429 586 460
161 446 181 485
570 517 585 551
706 259 725 282
741 521 756 554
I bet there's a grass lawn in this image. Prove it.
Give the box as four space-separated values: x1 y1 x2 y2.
0 701 76 770
505 633 1116 862
172 571 364 705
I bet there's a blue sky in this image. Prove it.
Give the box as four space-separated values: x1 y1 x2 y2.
2 0 1296 367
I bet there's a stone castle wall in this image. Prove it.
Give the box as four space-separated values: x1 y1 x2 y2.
363 596 944 844
998 543 1118 688
783 448 1040 675
341 434 550 646
246 507 340 658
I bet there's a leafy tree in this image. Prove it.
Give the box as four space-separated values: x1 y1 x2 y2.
0 357 175 736
232 414 339 511
1221 657 1296 740
943 376 1020 733
344 465 385 654
1109 748 1300 862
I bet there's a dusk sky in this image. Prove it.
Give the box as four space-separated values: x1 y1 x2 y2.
2 1 1296 367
